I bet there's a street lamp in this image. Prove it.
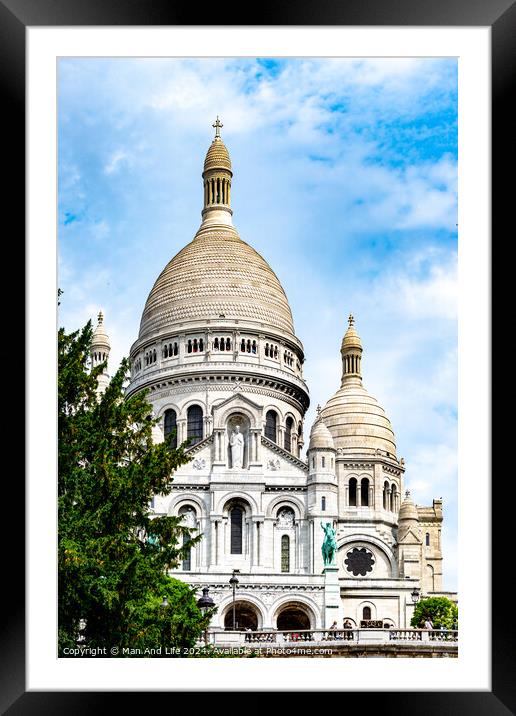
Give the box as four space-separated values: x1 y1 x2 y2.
229 569 240 630
160 595 170 655
196 586 215 645
411 587 421 604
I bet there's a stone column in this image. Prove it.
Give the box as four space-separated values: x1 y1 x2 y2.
178 419 187 444
295 522 300 571
323 566 342 628
210 518 220 567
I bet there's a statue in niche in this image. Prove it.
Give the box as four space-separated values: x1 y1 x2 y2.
180 507 197 528
229 425 245 469
277 508 295 527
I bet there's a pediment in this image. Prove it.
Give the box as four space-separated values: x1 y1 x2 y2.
397 528 422 544
212 391 263 427
261 436 309 475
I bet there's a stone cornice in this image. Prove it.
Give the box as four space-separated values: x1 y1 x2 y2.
126 366 309 410
198 583 324 592
265 485 307 492
170 484 210 491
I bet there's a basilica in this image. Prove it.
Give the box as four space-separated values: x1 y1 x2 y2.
92 119 453 633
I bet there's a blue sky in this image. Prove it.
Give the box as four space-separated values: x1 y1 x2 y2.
58 57 458 590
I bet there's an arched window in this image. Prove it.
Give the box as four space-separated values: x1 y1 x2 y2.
226 337 231 351
321 496 326 511
182 532 191 570
187 340 192 354
361 478 369 507
199 338 204 352
164 409 177 449
383 481 390 510
265 410 277 443
265 343 269 357
321 456 325 468
153 349 156 362
174 342 178 355
187 405 203 445
230 506 243 554
240 339 245 352
349 478 357 506
426 532 430 546
252 340 257 354
284 417 293 452
178 506 195 570
163 344 168 358
214 337 219 350
246 339 251 353
391 485 397 512
274 346 278 359
193 339 198 352
363 606 372 621
281 535 290 573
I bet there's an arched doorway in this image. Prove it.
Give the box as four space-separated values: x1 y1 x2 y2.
276 604 312 631
223 601 259 631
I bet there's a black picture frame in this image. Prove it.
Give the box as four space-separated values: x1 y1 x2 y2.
6 0 510 711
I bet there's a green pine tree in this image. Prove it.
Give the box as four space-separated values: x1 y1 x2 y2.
58 316 214 655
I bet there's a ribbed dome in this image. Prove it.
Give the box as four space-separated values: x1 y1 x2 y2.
138 223 295 341
204 137 232 173
320 380 396 456
309 418 335 450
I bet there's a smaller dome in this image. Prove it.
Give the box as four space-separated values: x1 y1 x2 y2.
204 137 232 173
309 418 335 450
398 491 419 522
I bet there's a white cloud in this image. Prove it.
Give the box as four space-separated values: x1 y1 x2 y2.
104 150 131 175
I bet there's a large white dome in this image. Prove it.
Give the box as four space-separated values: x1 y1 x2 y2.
138 222 295 342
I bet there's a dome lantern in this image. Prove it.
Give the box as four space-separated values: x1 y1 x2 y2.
340 313 363 385
201 116 233 227
91 311 110 369
91 310 110 394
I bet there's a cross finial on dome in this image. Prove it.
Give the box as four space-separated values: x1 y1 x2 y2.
213 116 223 138
405 489 411 499
98 311 104 324
316 404 321 415
348 313 354 327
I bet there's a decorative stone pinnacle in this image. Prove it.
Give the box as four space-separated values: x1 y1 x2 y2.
348 313 354 327
213 116 223 138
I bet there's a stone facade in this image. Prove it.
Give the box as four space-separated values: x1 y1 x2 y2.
118 120 456 633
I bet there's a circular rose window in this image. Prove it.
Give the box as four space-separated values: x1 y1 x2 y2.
344 547 375 576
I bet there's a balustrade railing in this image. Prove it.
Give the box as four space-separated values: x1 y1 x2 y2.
389 629 458 642
244 629 355 643
211 628 457 646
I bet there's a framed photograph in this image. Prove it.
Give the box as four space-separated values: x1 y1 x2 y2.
9 0 509 709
